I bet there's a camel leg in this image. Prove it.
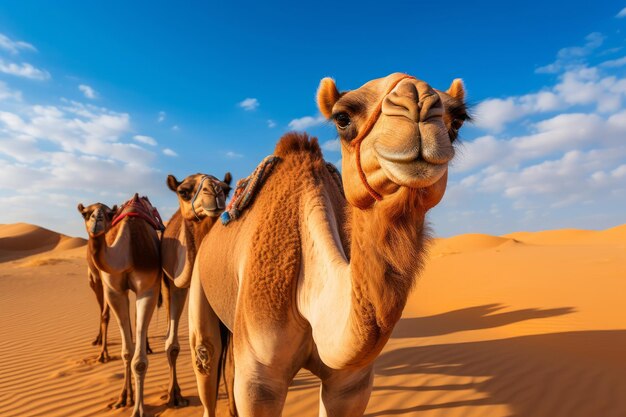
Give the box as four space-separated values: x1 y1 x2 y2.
88 268 105 346
232 352 291 417
318 365 374 417
104 285 135 409
222 333 237 417
130 285 159 417
189 273 222 417
97 299 111 363
163 283 189 407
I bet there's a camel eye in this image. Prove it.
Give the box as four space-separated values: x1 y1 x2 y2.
334 112 351 130
178 189 191 201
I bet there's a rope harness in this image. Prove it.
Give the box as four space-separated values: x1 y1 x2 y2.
111 193 165 231
190 175 225 221
351 73 415 202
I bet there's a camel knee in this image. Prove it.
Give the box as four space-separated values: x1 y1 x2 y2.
166 342 180 363
132 356 148 376
243 380 284 406
194 342 215 376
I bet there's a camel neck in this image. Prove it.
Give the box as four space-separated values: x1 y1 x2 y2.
300 184 428 368
345 188 427 363
88 222 133 275
183 216 217 259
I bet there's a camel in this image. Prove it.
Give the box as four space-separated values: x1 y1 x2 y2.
190 72 469 416
78 199 162 417
160 172 234 410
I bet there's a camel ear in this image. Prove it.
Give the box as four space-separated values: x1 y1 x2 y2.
447 78 465 102
77 203 85 213
106 205 118 221
167 175 180 192
223 172 232 186
317 77 340 119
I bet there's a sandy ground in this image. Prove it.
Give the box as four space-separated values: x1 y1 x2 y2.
0 222 625 417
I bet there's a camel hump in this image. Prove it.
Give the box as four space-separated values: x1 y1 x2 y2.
274 132 322 159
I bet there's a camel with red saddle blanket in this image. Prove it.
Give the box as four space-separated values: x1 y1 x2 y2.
77 194 165 417
190 73 469 416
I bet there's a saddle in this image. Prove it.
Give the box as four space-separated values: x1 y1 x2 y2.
111 193 166 232
221 155 280 225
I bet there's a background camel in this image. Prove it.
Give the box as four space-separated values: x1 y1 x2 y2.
160 172 233 411
189 73 469 416
77 200 162 417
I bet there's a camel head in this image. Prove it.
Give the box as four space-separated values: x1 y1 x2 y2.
317 73 469 210
167 172 233 220
77 202 118 237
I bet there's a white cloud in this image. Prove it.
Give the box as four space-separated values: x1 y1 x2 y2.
617 7 626 18
158 111 166 122
133 135 157 146
0 60 50 80
474 64 626 132
433 30 626 236
267 119 276 128
288 115 326 130
238 97 259 111
321 139 341 152
536 32 604 74
172 125 180 131
78 84 97 99
163 148 178 157
225 151 243 158
0 33 36 54
0 81 22 101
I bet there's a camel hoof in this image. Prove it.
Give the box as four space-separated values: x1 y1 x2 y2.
111 398 127 409
162 387 189 408
110 389 132 409
97 351 110 363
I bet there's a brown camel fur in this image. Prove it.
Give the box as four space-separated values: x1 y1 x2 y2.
78 201 161 417
190 73 469 416
160 172 234 411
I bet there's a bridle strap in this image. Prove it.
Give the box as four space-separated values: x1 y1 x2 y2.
190 175 221 221
352 73 415 202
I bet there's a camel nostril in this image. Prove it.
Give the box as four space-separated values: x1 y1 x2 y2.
382 88 420 122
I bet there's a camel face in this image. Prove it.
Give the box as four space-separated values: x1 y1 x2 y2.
167 173 232 220
317 73 469 209
77 203 117 237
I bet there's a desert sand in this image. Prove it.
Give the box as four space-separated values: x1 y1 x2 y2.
0 222 624 417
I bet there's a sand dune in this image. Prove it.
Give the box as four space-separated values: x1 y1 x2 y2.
0 223 86 263
0 223 624 417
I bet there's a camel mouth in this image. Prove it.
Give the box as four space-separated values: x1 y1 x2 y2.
200 200 223 217
374 131 450 189
379 156 448 189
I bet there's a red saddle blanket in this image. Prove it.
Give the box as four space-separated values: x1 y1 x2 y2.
111 193 165 231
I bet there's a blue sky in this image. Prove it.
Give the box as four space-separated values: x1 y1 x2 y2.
0 1 625 237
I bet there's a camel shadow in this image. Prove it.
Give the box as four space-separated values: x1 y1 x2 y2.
392 304 576 338
369 329 626 417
